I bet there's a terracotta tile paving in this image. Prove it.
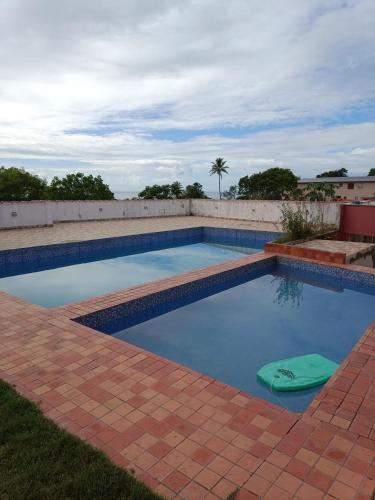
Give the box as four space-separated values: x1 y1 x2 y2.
0 216 280 251
0 240 375 498
265 239 375 266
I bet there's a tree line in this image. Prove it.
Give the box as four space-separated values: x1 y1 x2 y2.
1 164 374 202
224 166 375 201
138 182 206 199
234 167 338 201
0 167 114 201
0 166 208 201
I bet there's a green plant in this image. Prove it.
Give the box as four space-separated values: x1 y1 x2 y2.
184 182 207 198
138 183 173 199
138 182 207 199
222 185 238 199
279 203 316 240
279 201 334 242
238 167 298 200
47 172 114 200
170 181 184 198
316 167 347 178
0 166 48 201
303 182 336 201
227 487 240 500
209 157 229 199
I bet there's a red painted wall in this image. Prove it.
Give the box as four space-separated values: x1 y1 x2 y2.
340 205 375 237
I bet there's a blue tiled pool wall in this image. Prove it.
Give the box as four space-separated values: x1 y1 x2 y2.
277 257 375 296
0 227 201 278
77 254 375 337
202 227 282 249
0 227 280 279
75 257 276 334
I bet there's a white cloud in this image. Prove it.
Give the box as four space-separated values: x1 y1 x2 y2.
0 0 374 191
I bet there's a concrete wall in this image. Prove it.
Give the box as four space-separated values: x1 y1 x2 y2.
191 199 341 226
0 199 191 229
0 201 52 228
0 198 341 230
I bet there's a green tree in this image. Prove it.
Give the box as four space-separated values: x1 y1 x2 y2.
303 182 336 201
184 182 206 198
238 175 251 199
170 181 184 198
289 187 305 200
138 184 172 199
138 182 207 199
222 185 238 199
47 173 114 200
238 168 298 200
0 166 47 201
368 168 375 176
316 168 348 178
209 157 229 199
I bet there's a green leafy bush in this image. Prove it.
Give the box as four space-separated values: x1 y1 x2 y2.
279 203 332 242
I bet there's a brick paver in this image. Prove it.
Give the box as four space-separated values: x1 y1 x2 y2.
0 216 280 250
0 223 374 498
295 239 375 261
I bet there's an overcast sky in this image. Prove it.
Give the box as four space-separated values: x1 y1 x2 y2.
1 0 374 192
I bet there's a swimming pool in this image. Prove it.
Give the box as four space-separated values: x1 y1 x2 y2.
0 227 279 307
82 257 375 412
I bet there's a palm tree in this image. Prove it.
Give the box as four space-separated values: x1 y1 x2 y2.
209 157 229 199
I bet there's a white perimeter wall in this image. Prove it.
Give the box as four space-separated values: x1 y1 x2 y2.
0 199 341 229
191 199 341 226
0 199 191 229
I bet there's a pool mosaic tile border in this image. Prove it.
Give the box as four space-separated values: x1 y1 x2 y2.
67 253 375 337
74 257 275 333
277 257 375 295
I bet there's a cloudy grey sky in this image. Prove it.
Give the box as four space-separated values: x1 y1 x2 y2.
1 0 374 192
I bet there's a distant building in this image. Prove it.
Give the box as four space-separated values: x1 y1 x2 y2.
298 176 375 201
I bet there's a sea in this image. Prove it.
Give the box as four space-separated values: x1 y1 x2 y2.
114 191 220 200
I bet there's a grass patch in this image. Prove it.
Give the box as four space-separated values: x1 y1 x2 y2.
0 380 161 500
227 487 239 499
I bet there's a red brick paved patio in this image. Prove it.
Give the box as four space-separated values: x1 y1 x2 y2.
1 251 375 499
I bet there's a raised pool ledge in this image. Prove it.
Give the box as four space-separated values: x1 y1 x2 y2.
72 254 276 332
59 251 275 319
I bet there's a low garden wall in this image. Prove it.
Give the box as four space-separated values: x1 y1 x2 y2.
265 241 346 264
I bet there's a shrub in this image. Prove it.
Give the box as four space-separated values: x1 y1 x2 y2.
279 203 332 242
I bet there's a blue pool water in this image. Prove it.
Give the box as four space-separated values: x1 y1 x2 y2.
109 267 375 412
0 242 257 308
